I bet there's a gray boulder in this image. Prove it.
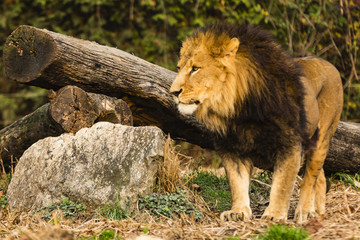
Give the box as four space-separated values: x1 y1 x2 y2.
7 122 164 212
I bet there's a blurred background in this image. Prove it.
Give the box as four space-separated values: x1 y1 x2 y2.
0 0 359 129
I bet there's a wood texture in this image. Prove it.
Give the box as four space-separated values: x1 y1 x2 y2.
3 25 360 174
0 104 60 166
0 86 133 166
3 25 213 149
325 122 360 174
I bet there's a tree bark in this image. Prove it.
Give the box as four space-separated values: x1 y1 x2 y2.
48 85 133 133
0 104 59 167
3 25 212 149
325 122 360 174
0 85 132 166
3 25 360 174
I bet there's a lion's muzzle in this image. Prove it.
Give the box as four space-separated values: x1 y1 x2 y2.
170 87 200 115
170 88 183 98
177 103 198 115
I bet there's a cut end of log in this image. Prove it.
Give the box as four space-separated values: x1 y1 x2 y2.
3 25 57 83
49 86 100 133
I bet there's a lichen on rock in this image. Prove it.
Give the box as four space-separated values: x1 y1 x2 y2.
7 122 165 212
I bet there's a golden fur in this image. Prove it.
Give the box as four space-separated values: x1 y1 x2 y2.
170 23 343 222
173 31 266 134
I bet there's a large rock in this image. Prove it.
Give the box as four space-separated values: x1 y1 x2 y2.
7 122 165 212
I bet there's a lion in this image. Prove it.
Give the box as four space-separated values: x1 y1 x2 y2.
170 23 343 222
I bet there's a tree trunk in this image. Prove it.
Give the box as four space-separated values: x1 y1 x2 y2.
3 25 360 174
0 85 132 166
3 25 212 149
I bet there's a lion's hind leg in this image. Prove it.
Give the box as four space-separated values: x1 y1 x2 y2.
295 144 328 222
295 130 334 223
296 106 341 223
220 154 253 221
314 168 326 214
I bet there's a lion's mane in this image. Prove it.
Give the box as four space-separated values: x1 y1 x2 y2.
182 24 309 169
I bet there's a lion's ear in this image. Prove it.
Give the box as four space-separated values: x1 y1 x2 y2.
225 38 240 56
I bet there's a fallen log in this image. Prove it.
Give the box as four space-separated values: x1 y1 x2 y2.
0 85 132 166
48 85 133 132
3 25 211 149
326 122 360 173
0 104 58 167
3 25 360 174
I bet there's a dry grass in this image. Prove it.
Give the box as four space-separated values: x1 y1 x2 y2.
156 135 181 193
1 144 359 239
0 180 359 239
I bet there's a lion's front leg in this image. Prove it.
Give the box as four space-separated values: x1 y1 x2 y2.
261 143 302 222
220 154 253 221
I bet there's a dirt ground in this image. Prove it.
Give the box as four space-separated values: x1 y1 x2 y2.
0 180 359 240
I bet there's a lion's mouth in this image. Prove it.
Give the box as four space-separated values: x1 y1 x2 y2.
173 98 200 105
177 102 199 115
189 100 200 105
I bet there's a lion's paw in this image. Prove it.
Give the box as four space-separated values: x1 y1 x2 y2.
220 207 252 221
294 208 318 223
261 207 287 222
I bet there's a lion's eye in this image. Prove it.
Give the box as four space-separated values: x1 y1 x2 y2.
191 66 199 73
177 66 180 71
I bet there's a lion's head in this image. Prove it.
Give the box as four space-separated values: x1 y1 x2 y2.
170 24 267 134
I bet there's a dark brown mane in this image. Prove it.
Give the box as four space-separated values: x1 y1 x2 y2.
194 23 308 143
172 22 343 222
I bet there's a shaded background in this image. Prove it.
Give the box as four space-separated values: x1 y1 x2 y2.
0 0 359 129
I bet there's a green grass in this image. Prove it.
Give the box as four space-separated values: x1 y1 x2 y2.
0 173 11 209
187 170 232 212
254 225 311 240
97 201 131 221
0 195 6 209
329 172 360 189
80 229 124 240
187 170 271 213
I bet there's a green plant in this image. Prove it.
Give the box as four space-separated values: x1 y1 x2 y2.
254 225 311 240
97 194 133 220
187 170 271 213
80 229 123 240
187 170 232 212
330 172 360 189
0 195 6 209
0 172 11 190
97 202 131 221
138 190 203 221
0 172 11 209
36 198 86 220
142 227 149 234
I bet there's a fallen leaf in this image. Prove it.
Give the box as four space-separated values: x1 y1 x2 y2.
303 218 324 234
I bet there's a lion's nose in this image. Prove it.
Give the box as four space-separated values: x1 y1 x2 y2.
171 88 183 97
